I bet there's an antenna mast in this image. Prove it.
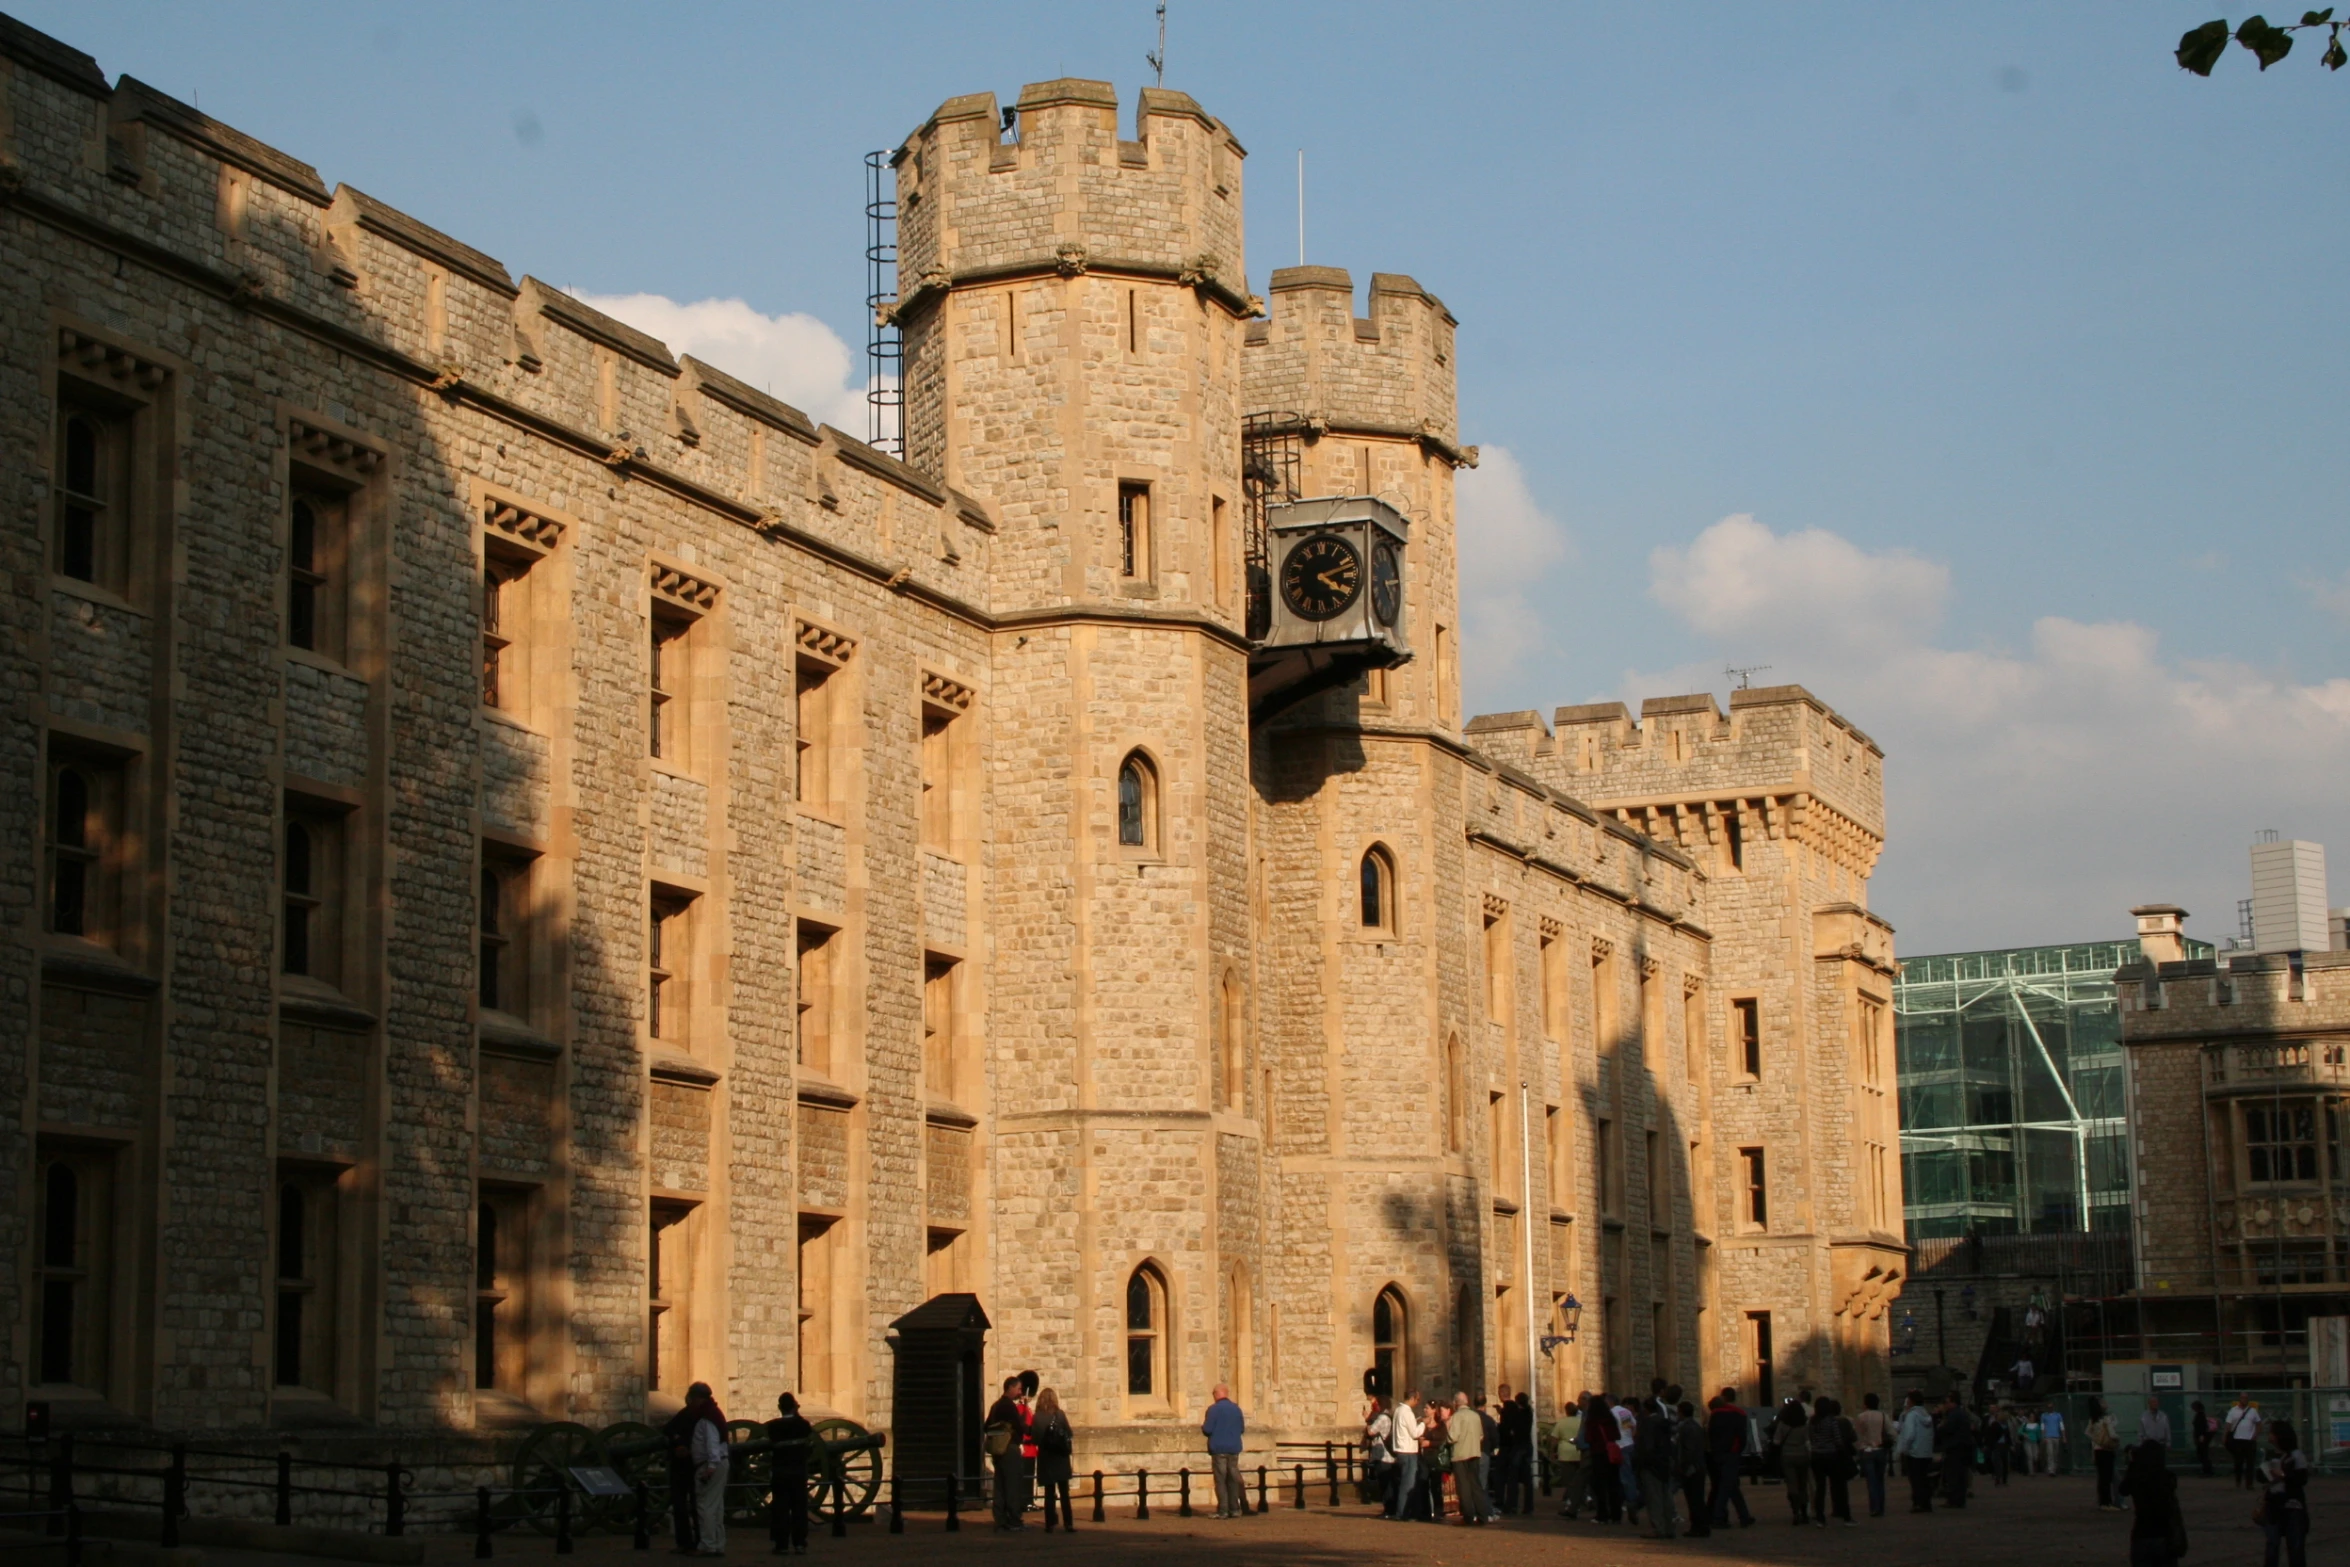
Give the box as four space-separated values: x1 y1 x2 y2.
1725 664 1771 691
1147 2 1166 84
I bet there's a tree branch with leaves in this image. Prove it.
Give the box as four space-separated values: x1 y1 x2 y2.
2176 11 2348 74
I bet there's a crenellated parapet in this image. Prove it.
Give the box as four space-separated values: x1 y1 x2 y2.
1241 266 1468 466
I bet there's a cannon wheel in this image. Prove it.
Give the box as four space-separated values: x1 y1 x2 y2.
807 1418 881 1520
724 1419 773 1525
597 1420 668 1532
512 1421 605 1536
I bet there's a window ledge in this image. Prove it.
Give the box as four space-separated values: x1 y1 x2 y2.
1549 1209 1574 1226
49 576 145 619
279 977 376 1030
285 647 361 681
797 1074 860 1110
649 1050 718 1086
651 759 702 785
478 706 545 739
40 946 158 997
1492 1197 1522 1217
481 1010 562 1060
925 1099 979 1129
796 805 846 830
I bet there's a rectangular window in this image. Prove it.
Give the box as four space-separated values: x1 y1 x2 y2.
274 1167 342 1396
1682 983 1704 1084
1118 481 1152 581
649 611 688 760
34 1145 115 1392
919 686 969 851
796 921 836 1076
1645 1128 1664 1228
1488 1091 1507 1187
1740 1147 1768 1230
1746 1310 1774 1408
923 954 959 1100
1540 930 1565 1041
1597 1118 1618 1216
287 489 348 660
1484 909 1509 1022
475 1186 535 1392
798 1215 839 1404
649 1200 697 1393
1545 1104 1566 1212
1211 495 1233 609
1434 625 1454 726
479 520 558 722
795 649 850 810
2245 1103 2319 1183
1639 966 1662 1061
1858 997 1885 1088
1593 949 1619 1058
45 749 124 949
1733 998 1761 1077
479 850 535 1020
649 892 693 1044
282 799 347 988
1723 806 1744 871
56 395 133 594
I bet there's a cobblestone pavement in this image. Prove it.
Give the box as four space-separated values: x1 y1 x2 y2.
357 1471 2340 1567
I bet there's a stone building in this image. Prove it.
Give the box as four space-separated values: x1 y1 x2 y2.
2116 905 2350 1377
0 12 1901 1461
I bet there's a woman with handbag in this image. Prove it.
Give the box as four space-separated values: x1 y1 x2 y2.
1030 1387 1076 1532
2259 1420 2310 1567
2118 1439 2184 1567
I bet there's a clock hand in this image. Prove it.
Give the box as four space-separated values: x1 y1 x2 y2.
1318 569 1353 590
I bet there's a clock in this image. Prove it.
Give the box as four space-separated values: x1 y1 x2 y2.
1370 541 1401 627
1279 532 1362 622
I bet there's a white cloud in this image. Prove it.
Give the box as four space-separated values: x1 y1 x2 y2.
2308 567 2350 623
1455 446 1575 689
1632 514 2350 953
569 292 874 435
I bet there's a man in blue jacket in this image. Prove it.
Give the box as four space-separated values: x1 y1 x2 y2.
1202 1384 1248 1518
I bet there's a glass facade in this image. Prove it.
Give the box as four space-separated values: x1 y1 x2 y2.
1894 938 2210 1242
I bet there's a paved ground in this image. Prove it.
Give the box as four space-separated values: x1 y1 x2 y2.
375 1471 2334 1567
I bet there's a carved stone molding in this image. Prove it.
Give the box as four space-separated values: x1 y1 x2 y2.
921 670 975 713
59 327 167 390
288 417 385 478
795 619 857 667
484 499 564 553
651 563 720 612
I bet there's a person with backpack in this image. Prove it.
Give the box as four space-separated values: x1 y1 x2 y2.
2258 1420 2311 1567
1632 1391 1680 1538
2224 1395 2263 1489
2119 1437 2184 1567
1674 1401 1712 1538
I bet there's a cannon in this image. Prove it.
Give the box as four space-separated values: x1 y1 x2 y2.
510 1416 886 1535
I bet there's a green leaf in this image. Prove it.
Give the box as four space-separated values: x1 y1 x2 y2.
2237 16 2297 68
2300 8 2334 24
2326 31 2348 67
2177 18 2232 73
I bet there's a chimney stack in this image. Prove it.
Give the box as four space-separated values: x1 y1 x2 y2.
2132 904 2189 966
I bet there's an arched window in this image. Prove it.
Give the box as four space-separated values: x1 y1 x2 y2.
1218 969 1246 1111
1443 1033 1466 1153
1360 845 1396 932
1125 1263 1170 1402
1373 1284 1408 1399
1116 751 1158 850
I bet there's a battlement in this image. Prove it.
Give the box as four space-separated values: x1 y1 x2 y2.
1240 265 1465 462
0 15 994 610
890 79 1250 322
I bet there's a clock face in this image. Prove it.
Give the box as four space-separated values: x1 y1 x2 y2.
1370 541 1401 627
1280 533 1363 622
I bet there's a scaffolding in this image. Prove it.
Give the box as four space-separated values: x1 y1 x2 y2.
1895 939 2206 1242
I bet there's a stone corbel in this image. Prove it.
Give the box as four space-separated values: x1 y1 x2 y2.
310 188 361 290
668 360 704 449
1053 241 1089 277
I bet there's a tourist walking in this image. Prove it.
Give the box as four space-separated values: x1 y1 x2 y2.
1985 1403 2014 1486
1611 1393 1643 1524
2258 1420 2310 1567
1033 1387 1075 1531
1202 1383 1247 1519
1425 1397 1453 1519
2189 1400 2216 1477
765 1393 814 1556
2138 1396 2171 1451
1476 1392 1502 1521
1707 1388 1755 1527
2020 1409 2043 1477
1936 1392 1975 1509
1498 1389 1536 1514
1449 1392 1490 1525
1590 1393 1627 1524
1852 1392 1890 1517
1774 1397 1813 1525
1388 1389 1425 1520
2118 1439 2183 1567
1674 1401 1711 1538
983 1375 1030 1531
2224 1394 2263 1489
2041 1404 2067 1474
1809 1396 1854 1525
665 1398 705 1552
1554 1396 1590 1518
685 1382 730 1556
1896 1390 1937 1513
1632 1391 1679 1538
2089 1398 2121 1510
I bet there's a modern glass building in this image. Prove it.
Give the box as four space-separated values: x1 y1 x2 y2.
1894 938 2212 1242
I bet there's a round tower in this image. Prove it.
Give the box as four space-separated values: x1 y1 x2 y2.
891 80 1262 1459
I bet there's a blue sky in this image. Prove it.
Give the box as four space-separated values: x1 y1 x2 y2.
29 2 2350 953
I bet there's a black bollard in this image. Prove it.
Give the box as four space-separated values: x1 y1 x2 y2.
162 1445 186 1549
1255 1465 1268 1516
889 1476 903 1534
634 1479 652 1550
1136 1468 1149 1521
64 1501 82 1567
1293 1464 1305 1510
48 1434 74 1538
1178 1468 1192 1518
555 1483 573 1555
476 1485 495 1560
277 1451 294 1527
385 1462 406 1538
944 1473 959 1532
1326 1441 1340 1506
1091 1470 1105 1524
831 1474 847 1539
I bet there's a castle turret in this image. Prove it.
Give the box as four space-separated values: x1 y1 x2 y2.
892 81 1260 1457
